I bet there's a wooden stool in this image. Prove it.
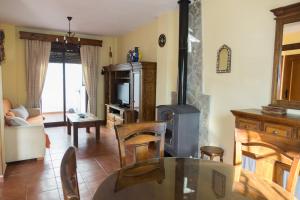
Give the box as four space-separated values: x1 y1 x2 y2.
200 146 224 162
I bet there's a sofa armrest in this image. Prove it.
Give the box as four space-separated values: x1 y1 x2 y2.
4 124 46 162
27 108 41 117
5 124 44 132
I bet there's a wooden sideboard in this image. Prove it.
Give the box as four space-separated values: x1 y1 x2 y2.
231 109 300 187
231 109 300 162
232 109 300 139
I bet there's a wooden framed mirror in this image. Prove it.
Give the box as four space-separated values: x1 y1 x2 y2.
270 3 300 109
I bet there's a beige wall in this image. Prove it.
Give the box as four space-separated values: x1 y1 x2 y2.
0 24 118 119
117 10 179 105
202 0 300 163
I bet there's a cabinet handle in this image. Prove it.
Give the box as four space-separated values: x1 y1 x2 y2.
272 130 279 135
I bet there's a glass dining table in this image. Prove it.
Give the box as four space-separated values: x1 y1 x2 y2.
92 158 294 200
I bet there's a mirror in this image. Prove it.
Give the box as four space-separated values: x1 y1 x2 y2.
216 45 231 73
271 3 300 109
277 22 300 101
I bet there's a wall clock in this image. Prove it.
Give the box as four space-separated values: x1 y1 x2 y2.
158 34 166 47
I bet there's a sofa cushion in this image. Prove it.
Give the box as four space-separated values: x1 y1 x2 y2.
6 111 15 117
27 115 44 125
7 117 30 126
10 105 29 119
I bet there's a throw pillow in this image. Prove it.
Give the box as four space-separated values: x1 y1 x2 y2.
6 111 15 117
10 105 29 119
7 117 30 126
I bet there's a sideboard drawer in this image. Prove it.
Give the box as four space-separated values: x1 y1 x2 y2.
297 128 300 139
264 123 293 138
106 120 115 129
107 113 115 121
115 116 123 126
237 118 261 131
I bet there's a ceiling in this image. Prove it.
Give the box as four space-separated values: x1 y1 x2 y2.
0 0 178 36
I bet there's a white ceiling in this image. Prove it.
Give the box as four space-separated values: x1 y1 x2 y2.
0 0 178 36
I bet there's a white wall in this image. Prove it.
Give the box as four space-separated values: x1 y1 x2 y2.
202 0 300 163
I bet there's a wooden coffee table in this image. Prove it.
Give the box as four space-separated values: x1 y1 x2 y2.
66 113 102 147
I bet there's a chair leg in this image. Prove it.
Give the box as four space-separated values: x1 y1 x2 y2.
201 152 204 159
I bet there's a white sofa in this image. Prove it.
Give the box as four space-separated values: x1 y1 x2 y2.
3 99 46 162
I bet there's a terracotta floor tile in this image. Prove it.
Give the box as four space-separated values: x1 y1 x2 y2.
27 189 61 200
1 126 121 199
26 177 58 194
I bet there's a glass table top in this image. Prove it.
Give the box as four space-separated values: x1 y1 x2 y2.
92 158 293 200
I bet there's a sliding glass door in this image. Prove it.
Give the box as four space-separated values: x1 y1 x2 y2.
65 63 86 114
41 43 85 126
42 63 64 123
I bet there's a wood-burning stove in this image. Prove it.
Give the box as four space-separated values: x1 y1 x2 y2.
157 105 200 157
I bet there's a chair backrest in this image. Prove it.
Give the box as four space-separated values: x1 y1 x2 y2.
235 129 300 195
115 159 165 192
123 109 139 124
60 147 80 200
115 122 166 167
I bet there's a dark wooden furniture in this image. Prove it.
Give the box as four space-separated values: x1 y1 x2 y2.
232 109 300 191
60 147 80 200
200 146 224 162
66 113 102 148
114 122 166 167
102 62 157 125
270 3 300 109
235 130 300 195
92 158 294 200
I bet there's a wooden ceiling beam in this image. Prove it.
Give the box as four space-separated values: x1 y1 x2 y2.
19 31 102 47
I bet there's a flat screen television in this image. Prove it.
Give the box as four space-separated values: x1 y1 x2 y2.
117 83 130 105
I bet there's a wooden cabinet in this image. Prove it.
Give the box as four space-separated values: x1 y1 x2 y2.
232 109 300 163
103 62 157 126
232 109 300 140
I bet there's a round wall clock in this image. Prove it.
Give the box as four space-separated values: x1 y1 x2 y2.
158 34 166 47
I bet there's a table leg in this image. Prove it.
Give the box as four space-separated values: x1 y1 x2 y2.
67 119 71 135
86 127 90 133
73 125 78 148
95 123 100 141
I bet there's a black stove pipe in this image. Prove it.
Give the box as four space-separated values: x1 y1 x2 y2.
177 0 190 105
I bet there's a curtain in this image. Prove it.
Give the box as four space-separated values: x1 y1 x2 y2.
80 45 100 115
25 40 51 108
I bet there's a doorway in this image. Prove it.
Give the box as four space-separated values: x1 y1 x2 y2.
42 43 86 126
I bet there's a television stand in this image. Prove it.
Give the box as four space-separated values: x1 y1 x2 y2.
106 104 139 128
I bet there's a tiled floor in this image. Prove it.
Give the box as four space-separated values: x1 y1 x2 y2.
0 126 126 200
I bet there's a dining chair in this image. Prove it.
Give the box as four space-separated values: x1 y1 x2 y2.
114 121 166 167
60 147 80 200
235 129 300 195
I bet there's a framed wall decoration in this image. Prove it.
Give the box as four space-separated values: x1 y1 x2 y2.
0 30 4 64
216 44 231 73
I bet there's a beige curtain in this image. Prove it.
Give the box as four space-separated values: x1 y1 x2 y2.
25 40 51 108
80 45 100 115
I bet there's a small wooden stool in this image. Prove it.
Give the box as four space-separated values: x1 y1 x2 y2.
200 146 224 162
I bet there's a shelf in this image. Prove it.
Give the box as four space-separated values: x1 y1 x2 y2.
116 77 130 80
